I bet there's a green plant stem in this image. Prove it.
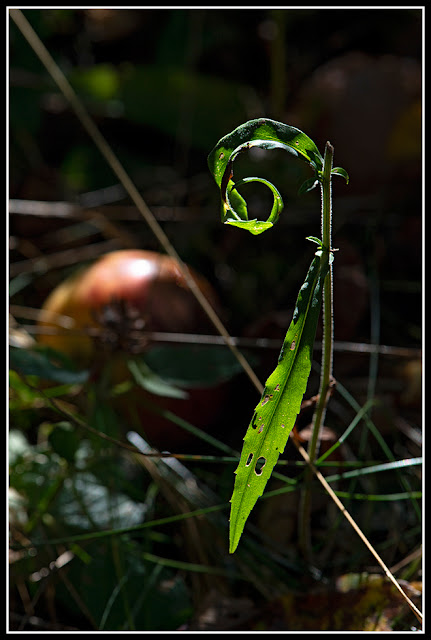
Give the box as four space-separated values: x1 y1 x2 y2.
310 141 334 460
299 141 334 561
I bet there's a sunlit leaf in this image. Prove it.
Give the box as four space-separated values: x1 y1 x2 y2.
223 219 275 236
208 118 324 233
229 247 330 553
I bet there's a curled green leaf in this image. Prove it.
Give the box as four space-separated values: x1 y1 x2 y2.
224 219 275 236
208 118 323 234
223 176 283 235
306 235 323 247
331 166 349 183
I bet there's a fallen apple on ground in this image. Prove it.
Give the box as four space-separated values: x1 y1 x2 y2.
37 249 234 451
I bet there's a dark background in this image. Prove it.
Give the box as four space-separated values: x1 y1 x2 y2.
9 8 422 344
9 8 422 632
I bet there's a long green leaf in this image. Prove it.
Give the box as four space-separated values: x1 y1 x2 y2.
229 247 330 553
208 118 324 234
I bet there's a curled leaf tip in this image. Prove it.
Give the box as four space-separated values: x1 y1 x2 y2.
208 119 324 234
225 219 274 235
331 166 349 184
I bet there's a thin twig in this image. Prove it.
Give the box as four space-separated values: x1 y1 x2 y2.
10 313 422 358
12 321 422 357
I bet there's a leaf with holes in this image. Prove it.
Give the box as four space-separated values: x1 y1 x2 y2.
207 118 324 234
229 246 331 553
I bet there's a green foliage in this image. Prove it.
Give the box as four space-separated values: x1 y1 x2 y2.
208 119 336 552
208 119 351 552
208 118 324 234
128 358 189 399
9 345 89 385
8 425 192 630
229 247 330 552
331 166 350 183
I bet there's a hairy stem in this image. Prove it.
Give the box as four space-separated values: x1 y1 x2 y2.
299 141 334 561
309 141 334 460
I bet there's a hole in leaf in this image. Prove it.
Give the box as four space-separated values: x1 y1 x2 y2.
290 341 296 350
255 457 266 475
246 453 253 467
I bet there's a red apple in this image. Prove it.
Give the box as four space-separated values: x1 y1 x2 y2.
37 250 229 450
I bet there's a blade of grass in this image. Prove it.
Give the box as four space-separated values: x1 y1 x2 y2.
13 503 229 549
335 379 422 522
316 398 376 465
325 456 422 484
14 370 423 623
292 443 422 623
332 491 421 501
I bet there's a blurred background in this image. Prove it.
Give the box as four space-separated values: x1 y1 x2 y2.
9 8 422 632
